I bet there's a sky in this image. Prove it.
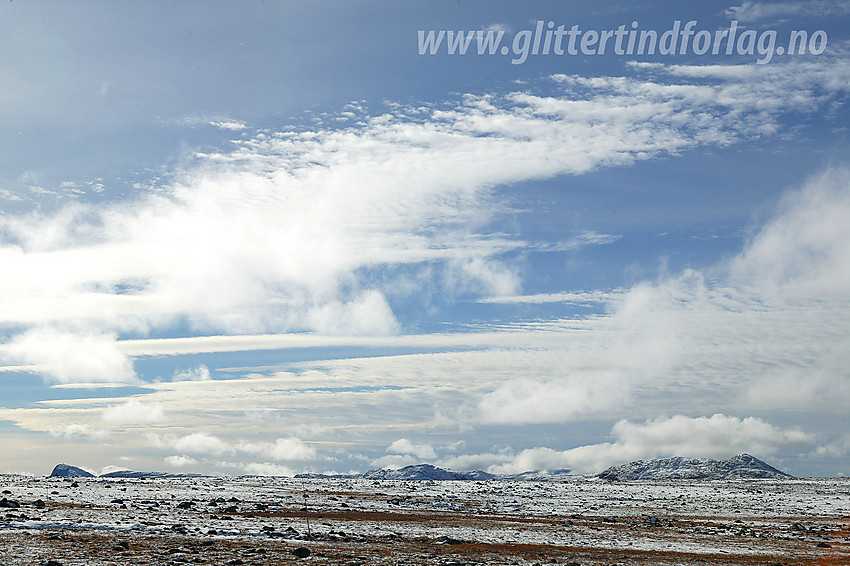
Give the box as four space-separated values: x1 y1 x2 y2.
1 0 849 478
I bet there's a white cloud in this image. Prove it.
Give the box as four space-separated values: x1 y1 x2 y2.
208 119 246 131
478 290 618 304
236 437 317 461
49 423 110 441
173 364 211 382
2 55 847 390
150 432 230 456
486 414 814 475
724 1 850 22
477 373 627 424
151 432 317 465
730 168 850 300
3 328 135 384
241 462 295 476
164 455 197 467
102 399 164 424
387 438 437 460
305 290 399 336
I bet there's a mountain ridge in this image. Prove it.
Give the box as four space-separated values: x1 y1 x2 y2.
49 454 793 481
597 453 793 481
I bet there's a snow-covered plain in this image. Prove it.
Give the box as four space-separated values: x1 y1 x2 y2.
1 474 847 565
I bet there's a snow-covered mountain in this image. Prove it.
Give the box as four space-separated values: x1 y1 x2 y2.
362 464 496 481
49 464 95 478
597 454 793 481
50 454 790 482
48 464 202 479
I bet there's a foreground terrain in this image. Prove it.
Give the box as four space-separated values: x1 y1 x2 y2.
1 475 847 565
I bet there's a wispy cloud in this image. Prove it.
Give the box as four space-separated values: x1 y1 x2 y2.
2 55 847 385
724 1 850 22
102 399 164 424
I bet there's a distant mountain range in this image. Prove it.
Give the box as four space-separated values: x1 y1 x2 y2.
297 463 573 481
50 454 793 481
49 464 203 479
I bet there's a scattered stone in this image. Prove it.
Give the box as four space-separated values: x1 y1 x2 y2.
603 517 616 523
40 561 62 566
177 501 193 509
817 542 832 548
293 547 311 558
31 499 46 508
645 516 661 526
0 498 19 508
563 519 574 526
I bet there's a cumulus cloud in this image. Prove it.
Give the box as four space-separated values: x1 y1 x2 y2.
486 414 814 475
102 399 164 424
150 432 231 456
164 455 197 467
2 328 135 384
49 423 110 441
730 167 850 300
173 364 211 382
387 438 437 460
477 373 627 424
151 432 317 468
236 437 317 461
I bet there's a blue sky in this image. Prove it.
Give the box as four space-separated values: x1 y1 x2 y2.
1 0 849 477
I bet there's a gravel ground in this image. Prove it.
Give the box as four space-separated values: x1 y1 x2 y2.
1 475 847 565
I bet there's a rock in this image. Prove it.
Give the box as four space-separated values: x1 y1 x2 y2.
40 561 63 566
293 547 311 558
0 498 19 508
176 501 193 509
49 464 94 478
645 516 661 526
31 499 46 509
817 542 832 548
